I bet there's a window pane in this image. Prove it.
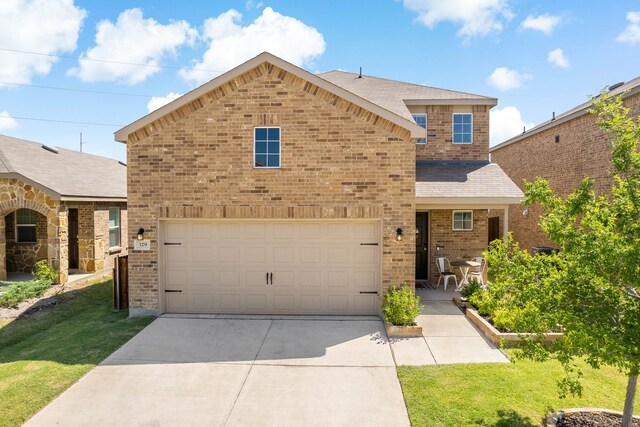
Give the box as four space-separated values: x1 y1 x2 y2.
255 128 268 140
267 128 280 140
109 207 120 228
463 114 472 124
109 228 120 247
17 226 36 242
255 141 267 154
453 114 462 124
267 141 279 154
255 154 267 167
267 155 280 167
16 209 36 225
416 138 426 144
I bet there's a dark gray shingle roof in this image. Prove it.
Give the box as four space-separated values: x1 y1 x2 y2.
416 161 523 199
0 134 126 199
318 71 496 121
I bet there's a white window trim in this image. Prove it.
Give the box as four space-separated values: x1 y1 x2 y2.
108 207 121 248
452 113 473 145
452 210 473 231
15 209 37 243
412 113 427 144
253 126 281 169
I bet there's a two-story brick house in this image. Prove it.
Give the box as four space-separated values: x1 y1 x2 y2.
489 76 640 252
116 52 522 317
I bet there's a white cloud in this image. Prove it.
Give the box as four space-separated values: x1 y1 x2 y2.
547 48 570 68
0 111 19 131
490 106 534 146
0 0 86 87
180 7 325 84
520 14 561 35
147 92 183 113
616 11 640 45
402 0 513 39
69 8 197 84
486 67 532 91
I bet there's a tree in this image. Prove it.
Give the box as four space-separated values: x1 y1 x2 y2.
487 92 640 426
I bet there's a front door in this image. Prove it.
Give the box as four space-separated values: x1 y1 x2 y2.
68 208 79 270
488 216 500 244
415 212 429 281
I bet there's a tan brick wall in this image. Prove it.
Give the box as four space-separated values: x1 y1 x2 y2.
410 105 490 161
126 63 416 312
428 209 488 284
490 92 640 251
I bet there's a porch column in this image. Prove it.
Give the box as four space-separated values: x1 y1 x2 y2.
503 205 509 240
0 215 5 281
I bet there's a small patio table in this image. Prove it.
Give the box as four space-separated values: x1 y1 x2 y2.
450 260 481 292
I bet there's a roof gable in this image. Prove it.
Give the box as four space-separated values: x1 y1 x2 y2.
115 52 426 143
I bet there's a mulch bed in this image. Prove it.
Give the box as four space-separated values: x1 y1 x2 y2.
557 411 640 427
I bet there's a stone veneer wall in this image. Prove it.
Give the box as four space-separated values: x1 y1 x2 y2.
126 62 416 314
428 209 488 285
4 210 48 273
489 91 640 251
409 105 491 161
0 178 67 283
76 204 94 271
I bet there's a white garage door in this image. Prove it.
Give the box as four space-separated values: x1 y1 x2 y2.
161 221 381 315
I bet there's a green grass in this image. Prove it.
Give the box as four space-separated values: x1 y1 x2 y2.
0 280 154 427
398 357 639 427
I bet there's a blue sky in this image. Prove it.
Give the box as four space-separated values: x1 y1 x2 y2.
1 0 639 162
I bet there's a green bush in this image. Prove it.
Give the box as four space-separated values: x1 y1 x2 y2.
381 284 423 326
460 278 482 300
33 260 59 284
0 279 51 308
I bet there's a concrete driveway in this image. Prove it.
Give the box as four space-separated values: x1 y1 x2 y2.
25 316 410 427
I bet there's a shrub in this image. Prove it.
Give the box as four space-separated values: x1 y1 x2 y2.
33 260 59 284
0 279 51 308
381 284 423 326
460 278 482 300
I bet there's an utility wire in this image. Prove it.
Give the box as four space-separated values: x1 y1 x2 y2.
0 80 178 99
0 115 122 127
0 47 223 74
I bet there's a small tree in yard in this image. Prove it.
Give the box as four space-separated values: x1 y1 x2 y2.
489 92 640 426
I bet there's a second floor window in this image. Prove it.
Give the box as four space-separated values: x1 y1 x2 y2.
412 114 427 144
254 127 280 168
453 113 473 144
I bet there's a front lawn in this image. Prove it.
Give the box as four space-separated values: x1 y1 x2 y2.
0 280 153 427
398 358 639 426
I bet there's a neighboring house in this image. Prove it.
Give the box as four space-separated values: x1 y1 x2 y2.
489 76 640 252
0 135 128 284
115 52 522 317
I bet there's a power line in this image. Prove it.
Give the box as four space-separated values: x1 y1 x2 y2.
0 80 178 99
0 115 122 127
0 47 223 74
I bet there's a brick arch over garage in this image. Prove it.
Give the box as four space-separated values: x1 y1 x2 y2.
0 197 67 283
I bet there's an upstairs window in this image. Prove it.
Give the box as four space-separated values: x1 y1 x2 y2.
452 210 473 231
16 209 37 243
109 207 121 248
412 114 427 144
453 113 473 144
254 127 280 168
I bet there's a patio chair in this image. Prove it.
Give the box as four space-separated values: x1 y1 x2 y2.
468 256 487 286
436 257 457 291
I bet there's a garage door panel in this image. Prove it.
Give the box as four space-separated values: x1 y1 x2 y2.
162 221 380 315
273 246 295 263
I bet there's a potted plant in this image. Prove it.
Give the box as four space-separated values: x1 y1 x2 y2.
381 284 423 337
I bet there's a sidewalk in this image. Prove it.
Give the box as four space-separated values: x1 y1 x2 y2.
389 287 508 365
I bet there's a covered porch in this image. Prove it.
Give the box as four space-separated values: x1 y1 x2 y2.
414 160 523 286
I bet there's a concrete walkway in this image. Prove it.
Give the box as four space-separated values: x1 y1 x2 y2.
25 317 410 427
389 287 509 365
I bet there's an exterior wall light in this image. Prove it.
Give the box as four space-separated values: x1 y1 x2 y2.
522 208 529 217
435 244 443 252
137 228 145 240
396 228 404 241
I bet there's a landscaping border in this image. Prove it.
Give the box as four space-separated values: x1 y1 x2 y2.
544 407 640 426
452 297 563 347
385 323 423 338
